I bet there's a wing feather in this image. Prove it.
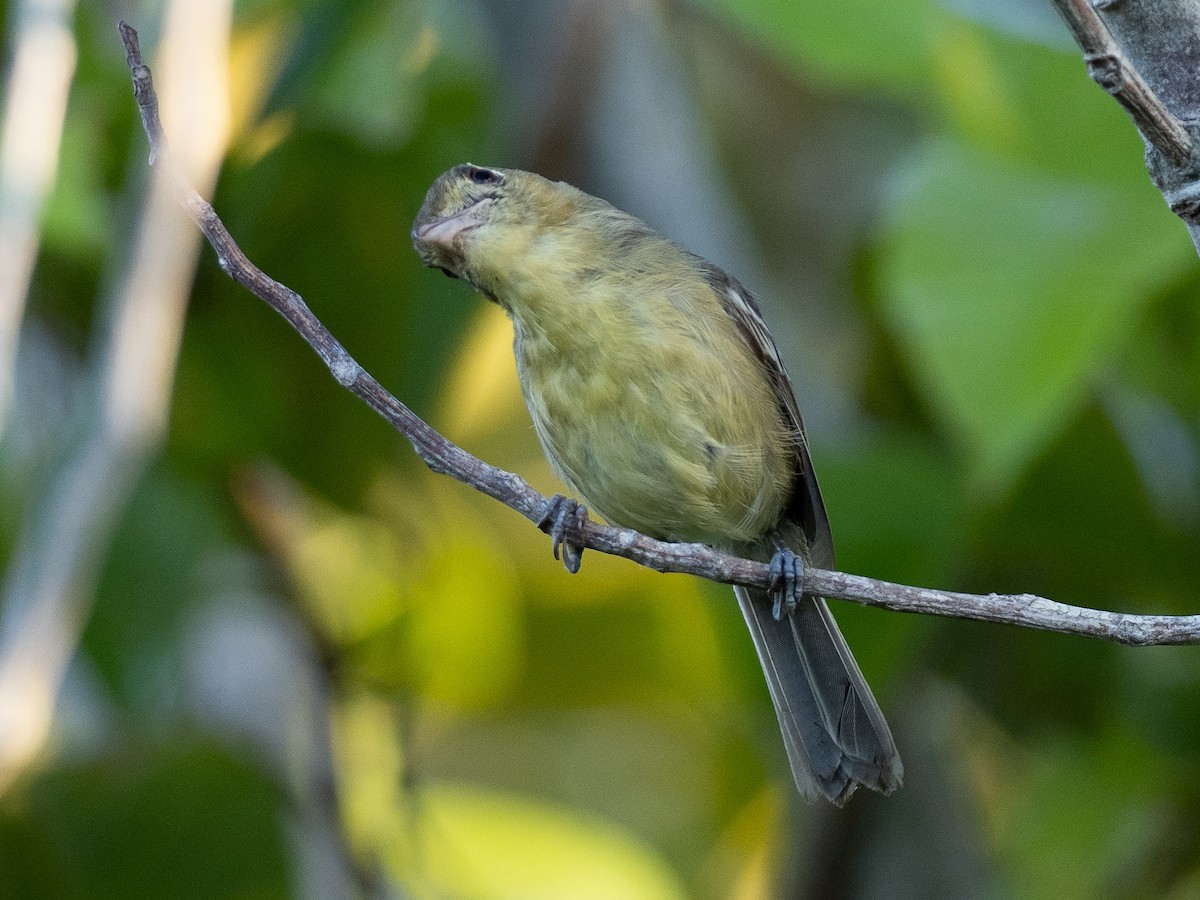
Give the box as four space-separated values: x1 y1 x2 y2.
699 260 834 566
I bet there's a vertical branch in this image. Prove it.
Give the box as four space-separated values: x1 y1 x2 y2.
0 0 80 431
0 0 235 794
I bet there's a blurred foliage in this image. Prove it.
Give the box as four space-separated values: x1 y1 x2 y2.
2 0 1200 897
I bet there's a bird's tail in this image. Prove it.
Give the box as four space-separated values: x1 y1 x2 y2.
735 586 902 805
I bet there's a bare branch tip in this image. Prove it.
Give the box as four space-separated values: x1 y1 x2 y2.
117 20 140 58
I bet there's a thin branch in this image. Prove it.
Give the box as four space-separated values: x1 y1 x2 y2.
119 20 166 165
119 21 1200 649
1050 0 1193 166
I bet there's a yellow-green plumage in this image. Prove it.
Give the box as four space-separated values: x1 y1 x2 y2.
514 231 792 545
413 164 901 804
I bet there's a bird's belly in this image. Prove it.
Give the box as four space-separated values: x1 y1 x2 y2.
517 340 790 546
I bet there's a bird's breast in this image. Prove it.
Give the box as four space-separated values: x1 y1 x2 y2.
511 294 794 546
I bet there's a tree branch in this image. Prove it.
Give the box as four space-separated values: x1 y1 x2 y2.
1050 0 1192 165
118 21 1200 649
1051 0 1200 252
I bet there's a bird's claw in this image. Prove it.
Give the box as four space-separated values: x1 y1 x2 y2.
537 494 588 574
768 547 806 621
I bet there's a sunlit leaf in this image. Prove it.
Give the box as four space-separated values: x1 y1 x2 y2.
415 782 689 900
405 539 524 708
699 786 783 900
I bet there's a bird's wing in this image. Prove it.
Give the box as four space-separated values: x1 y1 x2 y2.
700 260 834 567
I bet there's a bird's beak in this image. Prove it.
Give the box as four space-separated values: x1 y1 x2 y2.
411 198 493 258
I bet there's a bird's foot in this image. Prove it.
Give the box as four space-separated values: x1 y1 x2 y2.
768 547 806 621
537 494 589 574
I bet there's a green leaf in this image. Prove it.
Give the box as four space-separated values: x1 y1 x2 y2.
2 742 289 900
86 465 230 713
414 782 689 900
1001 735 1170 900
928 21 1152 183
308 2 426 148
877 139 1190 490
700 0 942 89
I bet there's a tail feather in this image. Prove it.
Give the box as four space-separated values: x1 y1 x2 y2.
735 586 902 805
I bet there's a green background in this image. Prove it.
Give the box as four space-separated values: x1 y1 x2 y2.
2 0 1199 896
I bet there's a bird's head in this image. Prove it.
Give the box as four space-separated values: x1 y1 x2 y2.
412 164 583 297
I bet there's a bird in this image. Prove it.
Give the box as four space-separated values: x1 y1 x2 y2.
411 163 901 804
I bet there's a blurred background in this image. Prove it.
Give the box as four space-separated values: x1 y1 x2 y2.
1 0 1199 897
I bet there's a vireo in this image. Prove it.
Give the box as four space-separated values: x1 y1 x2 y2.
412 164 901 804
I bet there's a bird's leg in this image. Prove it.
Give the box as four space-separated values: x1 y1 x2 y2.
537 494 589 574
767 540 806 621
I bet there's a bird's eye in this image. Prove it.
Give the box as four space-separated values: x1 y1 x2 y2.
467 166 501 185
